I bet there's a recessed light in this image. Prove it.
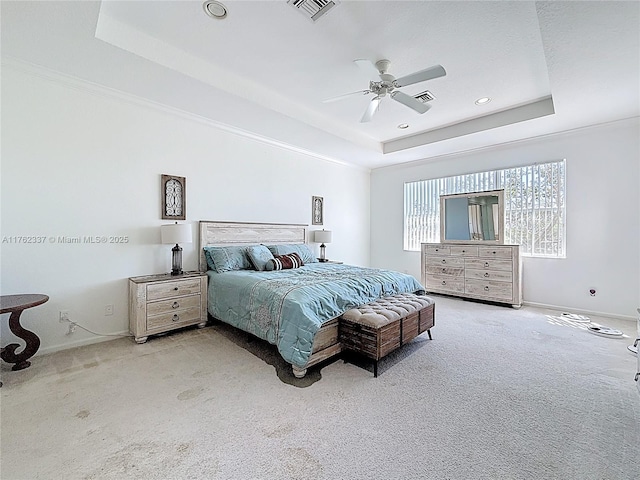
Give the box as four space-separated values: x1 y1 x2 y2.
203 1 227 19
475 97 491 105
398 123 409 129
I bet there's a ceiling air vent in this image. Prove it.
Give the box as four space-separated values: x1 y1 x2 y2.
414 90 435 103
288 0 338 22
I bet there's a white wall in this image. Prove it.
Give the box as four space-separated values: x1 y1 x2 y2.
0 65 370 354
371 117 640 319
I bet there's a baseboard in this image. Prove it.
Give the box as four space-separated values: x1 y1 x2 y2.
36 330 131 357
523 301 636 323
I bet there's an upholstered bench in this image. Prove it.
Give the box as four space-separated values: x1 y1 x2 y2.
339 293 435 377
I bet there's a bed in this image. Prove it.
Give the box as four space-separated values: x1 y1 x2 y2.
199 221 425 378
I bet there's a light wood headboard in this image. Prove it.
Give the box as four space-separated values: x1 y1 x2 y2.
198 221 308 272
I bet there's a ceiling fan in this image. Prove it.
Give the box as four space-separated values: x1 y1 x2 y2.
324 59 446 123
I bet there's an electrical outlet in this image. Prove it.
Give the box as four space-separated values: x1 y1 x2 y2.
105 304 113 316
59 310 70 322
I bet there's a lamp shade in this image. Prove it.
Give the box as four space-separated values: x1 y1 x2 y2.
314 230 332 244
161 223 192 245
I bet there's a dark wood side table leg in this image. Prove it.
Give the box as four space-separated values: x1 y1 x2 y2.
1 310 41 371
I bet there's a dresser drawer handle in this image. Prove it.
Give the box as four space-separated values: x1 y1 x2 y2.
441 259 447 264
441 280 447 286
172 302 180 309
484 286 490 291
484 272 489 278
484 262 490 268
492 251 497 255
173 287 179 291
172 314 179 322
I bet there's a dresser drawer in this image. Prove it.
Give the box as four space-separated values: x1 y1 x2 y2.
465 258 513 272
147 278 202 301
450 245 479 257
426 265 465 277
465 279 513 301
147 306 202 331
426 274 465 293
478 246 513 259
466 268 513 282
427 256 465 267
424 244 450 255
146 294 201 317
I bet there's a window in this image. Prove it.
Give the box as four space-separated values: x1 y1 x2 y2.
404 160 566 257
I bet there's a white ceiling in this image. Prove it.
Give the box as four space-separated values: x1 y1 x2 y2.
2 1 639 169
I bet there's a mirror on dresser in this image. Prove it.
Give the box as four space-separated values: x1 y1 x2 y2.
440 190 504 244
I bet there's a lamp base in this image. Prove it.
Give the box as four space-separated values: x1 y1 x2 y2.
318 258 329 263
171 244 183 276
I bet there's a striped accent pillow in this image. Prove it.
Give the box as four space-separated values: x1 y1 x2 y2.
264 253 304 271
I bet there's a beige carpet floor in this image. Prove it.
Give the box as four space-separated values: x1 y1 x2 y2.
1 296 639 480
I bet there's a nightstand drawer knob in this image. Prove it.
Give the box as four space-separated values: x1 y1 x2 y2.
172 302 180 309
441 259 446 264
484 286 490 291
442 268 446 273
172 314 179 322
484 272 489 278
173 287 179 291
441 280 446 285
484 262 490 267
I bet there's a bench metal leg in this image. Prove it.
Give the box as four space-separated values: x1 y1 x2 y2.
374 360 378 378
427 329 432 340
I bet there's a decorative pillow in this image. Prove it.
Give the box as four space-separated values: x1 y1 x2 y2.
203 246 253 273
266 244 317 264
264 253 304 271
246 245 275 271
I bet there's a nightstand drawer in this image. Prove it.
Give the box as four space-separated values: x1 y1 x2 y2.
147 306 202 330
147 278 202 301
146 294 201 317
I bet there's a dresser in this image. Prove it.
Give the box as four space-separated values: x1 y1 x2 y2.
129 272 208 344
421 243 522 308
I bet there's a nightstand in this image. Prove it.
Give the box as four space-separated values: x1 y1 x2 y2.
128 272 208 344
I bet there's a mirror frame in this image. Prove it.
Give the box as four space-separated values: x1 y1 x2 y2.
440 189 505 244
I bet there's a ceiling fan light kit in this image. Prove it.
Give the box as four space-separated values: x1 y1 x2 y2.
325 59 446 123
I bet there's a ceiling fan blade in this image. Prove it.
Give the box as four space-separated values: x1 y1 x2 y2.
360 96 381 123
391 91 431 114
354 59 381 81
394 65 446 88
323 89 372 103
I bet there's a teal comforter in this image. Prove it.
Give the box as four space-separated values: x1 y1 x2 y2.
207 263 424 368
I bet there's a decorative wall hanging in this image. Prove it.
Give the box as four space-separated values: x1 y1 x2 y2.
161 174 186 220
312 196 324 225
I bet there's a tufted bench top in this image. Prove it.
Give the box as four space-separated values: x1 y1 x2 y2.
341 293 435 329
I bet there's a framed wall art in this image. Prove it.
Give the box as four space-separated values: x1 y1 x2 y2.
161 174 186 220
312 196 323 225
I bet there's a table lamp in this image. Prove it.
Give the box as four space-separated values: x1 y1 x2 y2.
161 222 192 275
314 229 332 262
